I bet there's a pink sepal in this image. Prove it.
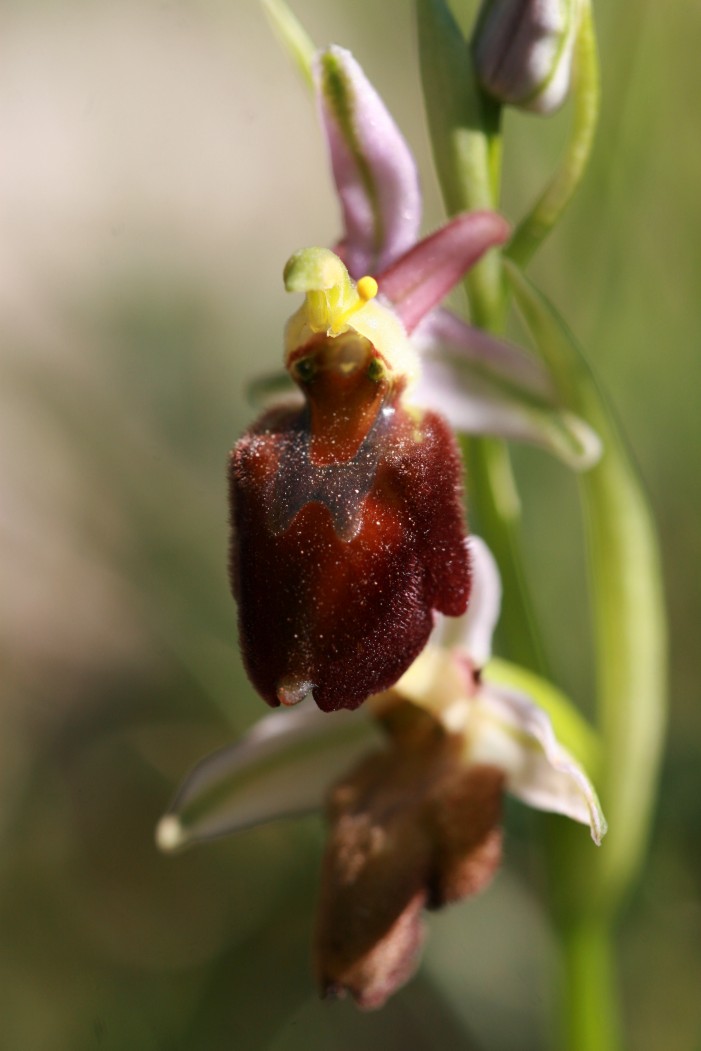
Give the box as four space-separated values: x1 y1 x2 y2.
378 212 509 333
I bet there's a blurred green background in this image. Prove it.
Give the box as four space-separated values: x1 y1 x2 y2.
1 1 698 1048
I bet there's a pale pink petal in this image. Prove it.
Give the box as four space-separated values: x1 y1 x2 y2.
429 536 501 668
378 213 510 333
408 316 602 469
416 307 555 399
461 537 502 666
316 46 422 277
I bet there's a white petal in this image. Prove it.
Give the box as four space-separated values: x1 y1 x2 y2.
466 683 607 844
462 537 502 666
414 308 555 399
410 310 602 470
387 645 473 730
430 536 502 668
156 704 380 851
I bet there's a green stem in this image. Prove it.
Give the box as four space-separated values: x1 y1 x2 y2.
543 814 621 1051
482 90 504 203
506 0 600 267
417 6 628 1046
417 0 547 675
261 0 315 87
416 0 504 328
557 918 622 1051
508 260 667 1048
508 264 667 914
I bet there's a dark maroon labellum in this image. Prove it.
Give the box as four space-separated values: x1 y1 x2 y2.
229 335 470 712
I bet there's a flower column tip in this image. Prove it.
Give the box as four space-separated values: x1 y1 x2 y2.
155 814 186 853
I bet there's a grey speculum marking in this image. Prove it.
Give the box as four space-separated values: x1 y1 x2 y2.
268 407 394 541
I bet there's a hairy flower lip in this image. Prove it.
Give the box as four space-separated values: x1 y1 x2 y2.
313 698 507 1008
230 385 471 712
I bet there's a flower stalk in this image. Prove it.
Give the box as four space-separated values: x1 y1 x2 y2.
506 0 600 267
507 264 667 912
417 0 549 676
558 915 623 1051
158 537 607 1008
416 0 666 1047
416 0 504 328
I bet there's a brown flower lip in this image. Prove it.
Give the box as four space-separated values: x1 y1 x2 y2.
229 376 471 712
313 699 505 1008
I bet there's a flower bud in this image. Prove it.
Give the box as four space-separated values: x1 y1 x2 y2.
473 0 580 114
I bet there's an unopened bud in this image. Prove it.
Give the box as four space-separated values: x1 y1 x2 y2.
474 0 580 114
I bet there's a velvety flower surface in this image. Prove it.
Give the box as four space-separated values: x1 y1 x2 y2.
230 389 471 713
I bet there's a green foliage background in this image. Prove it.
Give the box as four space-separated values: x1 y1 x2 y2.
1 1 698 1048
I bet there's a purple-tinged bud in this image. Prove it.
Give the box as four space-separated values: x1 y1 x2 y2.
473 0 580 115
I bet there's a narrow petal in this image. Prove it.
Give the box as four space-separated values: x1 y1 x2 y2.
316 46 422 277
429 536 501 668
484 656 602 777
417 307 555 398
155 704 381 851
465 682 608 844
462 537 502 666
378 213 510 333
413 311 602 473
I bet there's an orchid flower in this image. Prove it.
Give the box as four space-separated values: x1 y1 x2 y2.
228 43 603 715
254 44 601 471
157 536 606 1007
231 226 507 713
